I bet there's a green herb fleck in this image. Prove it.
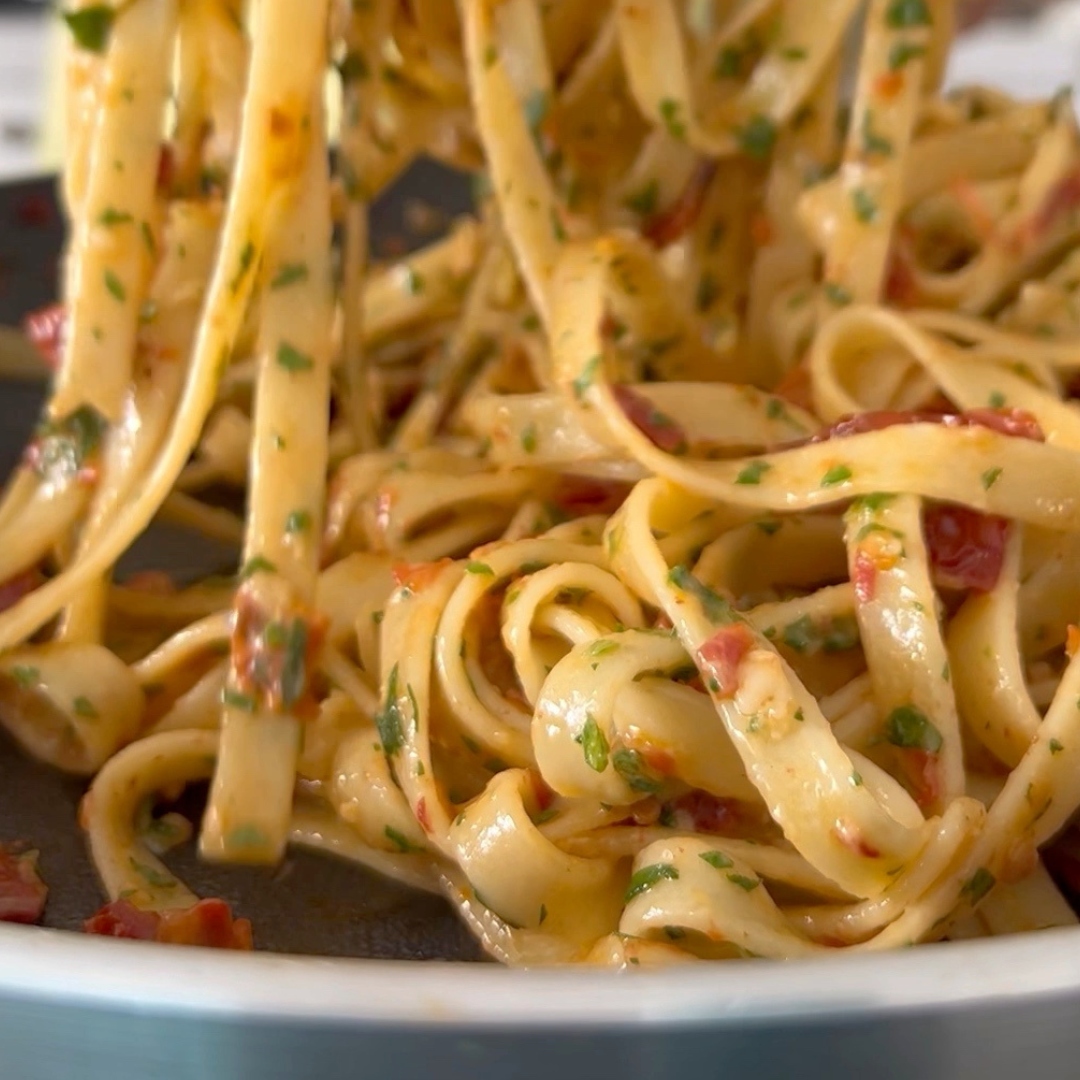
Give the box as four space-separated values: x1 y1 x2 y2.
285 509 311 535
821 464 853 487
520 424 538 454
824 282 853 306
103 269 126 302
888 41 926 69
11 665 39 688
727 873 760 892
98 207 132 226
885 704 943 753
128 857 176 889
736 460 771 485
385 826 423 853
851 187 878 224
240 555 276 578
270 262 309 290
612 748 662 794
736 115 778 159
277 342 314 373
658 98 686 140
222 688 256 713
961 867 996 903
581 714 610 773
625 863 679 902
375 664 406 755
667 565 736 624
699 850 734 870
572 354 602 400
465 561 494 576
63 6 114 52
981 467 1003 490
625 180 659 216
73 695 98 719
1050 738 1064 755
886 0 932 28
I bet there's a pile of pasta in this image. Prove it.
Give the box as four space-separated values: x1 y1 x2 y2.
10 0 1080 962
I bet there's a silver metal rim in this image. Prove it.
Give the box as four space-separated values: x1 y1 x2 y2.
0 923 1074 1027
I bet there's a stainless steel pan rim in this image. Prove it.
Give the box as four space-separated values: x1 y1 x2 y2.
0 922 1074 1027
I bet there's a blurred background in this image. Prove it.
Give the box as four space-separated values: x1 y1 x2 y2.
0 0 1073 183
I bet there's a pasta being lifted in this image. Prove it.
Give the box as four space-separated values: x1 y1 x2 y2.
7 0 1080 961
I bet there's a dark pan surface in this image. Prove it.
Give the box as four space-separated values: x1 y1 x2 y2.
0 166 483 961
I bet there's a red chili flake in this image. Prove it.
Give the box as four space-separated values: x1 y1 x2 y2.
84 898 253 949
391 558 453 593
231 587 326 717
697 623 756 697
123 571 176 595
852 548 877 604
643 160 718 248
1018 166 1080 251
898 748 941 810
0 569 42 614
14 192 52 229
923 504 1009 593
833 819 880 859
611 385 688 454
415 797 432 834
23 304 66 372
812 408 1045 444
873 71 905 99
0 846 47 924
552 477 632 517
774 360 815 414
156 144 176 193
666 791 748 837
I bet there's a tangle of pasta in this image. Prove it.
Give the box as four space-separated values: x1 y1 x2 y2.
8 0 1080 962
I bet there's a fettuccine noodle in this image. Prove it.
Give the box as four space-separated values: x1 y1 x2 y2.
9 0 1080 962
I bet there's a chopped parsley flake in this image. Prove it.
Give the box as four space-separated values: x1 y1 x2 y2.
270 262 309 289
581 714 610 773
374 663 406 755
851 187 879 223
520 424 538 454
73 695 98 719
63 6 114 52
625 180 659 217
821 464 853 487
240 555 276 578
384 826 423 853
727 873 760 892
625 863 679 902
285 509 311 535
612 748 662 794
98 207 132 226
222 688 257 713
1050 738 1064 755
886 0 932 28
103 269 126 302
667 564 737 624
961 867 996 903
277 342 314 373
981 467 1003 490
889 41 926 69
824 282 853 306
885 704 943 753
572 354 602 399
699 850 734 870
465 561 494 576
11 665 39 688
736 115 778 159
658 98 686 140
736 460 771 485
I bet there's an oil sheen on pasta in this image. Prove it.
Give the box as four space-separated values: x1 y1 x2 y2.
9 0 1080 963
